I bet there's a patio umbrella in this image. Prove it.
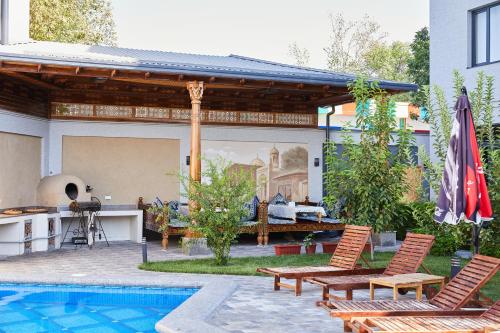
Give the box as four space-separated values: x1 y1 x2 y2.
433 86 493 254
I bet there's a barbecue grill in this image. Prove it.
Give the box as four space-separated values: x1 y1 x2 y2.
64 197 109 247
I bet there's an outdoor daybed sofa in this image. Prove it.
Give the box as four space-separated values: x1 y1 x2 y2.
138 195 345 248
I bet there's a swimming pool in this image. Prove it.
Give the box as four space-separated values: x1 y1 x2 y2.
0 283 198 333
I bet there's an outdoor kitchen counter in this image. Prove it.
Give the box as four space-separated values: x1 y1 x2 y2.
0 212 62 256
59 208 143 243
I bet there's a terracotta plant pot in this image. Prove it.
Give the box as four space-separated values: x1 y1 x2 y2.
322 242 372 254
305 244 317 255
274 244 301 256
321 242 337 253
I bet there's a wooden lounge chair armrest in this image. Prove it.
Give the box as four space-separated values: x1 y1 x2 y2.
349 319 373 333
256 267 275 274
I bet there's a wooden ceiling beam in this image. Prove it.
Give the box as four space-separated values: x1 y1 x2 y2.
0 70 62 90
0 61 347 94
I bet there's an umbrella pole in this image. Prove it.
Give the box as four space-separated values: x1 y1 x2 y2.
472 223 481 255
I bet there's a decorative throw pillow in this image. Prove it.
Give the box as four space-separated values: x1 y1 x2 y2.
168 200 179 211
242 196 259 222
318 199 344 218
168 200 180 219
269 193 288 205
317 200 332 217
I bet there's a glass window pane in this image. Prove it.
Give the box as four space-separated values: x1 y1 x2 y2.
490 5 500 62
474 11 487 64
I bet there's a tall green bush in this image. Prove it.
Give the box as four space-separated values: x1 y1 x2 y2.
179 158 255 265
324 77 413 233
419 70 496 193
481 150 500 257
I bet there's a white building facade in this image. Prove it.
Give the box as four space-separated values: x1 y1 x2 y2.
430 0 500 120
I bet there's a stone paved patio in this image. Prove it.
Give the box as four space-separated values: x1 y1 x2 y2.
0 239 412 333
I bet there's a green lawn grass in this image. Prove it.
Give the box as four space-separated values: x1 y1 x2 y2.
140 252 499 300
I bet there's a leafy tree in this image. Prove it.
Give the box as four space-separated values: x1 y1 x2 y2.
408 27 430 106
324 13 387 74
322 13 410 84
30 0 117 45
178 158 255 265
288 42 310 67
363 41 411 82
324 77 413 233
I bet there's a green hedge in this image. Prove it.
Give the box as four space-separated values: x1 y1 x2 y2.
394 201 498 257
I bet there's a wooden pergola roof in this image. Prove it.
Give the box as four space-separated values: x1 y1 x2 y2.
0 41 418 128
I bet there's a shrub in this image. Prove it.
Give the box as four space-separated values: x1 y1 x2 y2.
480 150 500 257
408 201 459 256
395 201 484 256
179 158 255 265
324 77 413 233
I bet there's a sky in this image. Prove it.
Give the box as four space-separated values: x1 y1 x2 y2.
111 0 429 69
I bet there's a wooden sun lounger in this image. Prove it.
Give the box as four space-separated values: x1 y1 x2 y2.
348 301 500 333
306 232 435 301
327 254 500 332
257 225 381 296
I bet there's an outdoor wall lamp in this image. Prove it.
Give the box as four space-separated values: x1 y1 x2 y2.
314 158 320 167
186 156 190 166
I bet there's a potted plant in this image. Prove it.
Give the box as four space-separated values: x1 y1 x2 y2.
274 243 301 256
303 233 316 254
147 202 170 249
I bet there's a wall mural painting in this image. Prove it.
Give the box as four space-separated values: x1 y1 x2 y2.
202 140 309 202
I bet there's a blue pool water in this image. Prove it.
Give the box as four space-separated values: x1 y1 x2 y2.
0 283 198 333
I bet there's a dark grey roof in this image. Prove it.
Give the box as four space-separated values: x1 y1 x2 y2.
0 41 417 91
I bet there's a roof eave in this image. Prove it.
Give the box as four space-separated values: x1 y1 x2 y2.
0 53 418 93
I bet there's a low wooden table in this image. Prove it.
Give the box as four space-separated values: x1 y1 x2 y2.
369 273 446 301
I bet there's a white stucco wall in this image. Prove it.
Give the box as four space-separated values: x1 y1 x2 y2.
48 119 326 202
0 110 431 204
430 0 500 118
0 109 49 176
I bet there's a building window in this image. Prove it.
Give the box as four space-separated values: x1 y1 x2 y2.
472 3 500 66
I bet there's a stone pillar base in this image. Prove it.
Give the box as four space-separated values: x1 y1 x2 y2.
181 237 211 256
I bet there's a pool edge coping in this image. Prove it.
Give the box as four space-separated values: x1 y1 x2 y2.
156 279 238 333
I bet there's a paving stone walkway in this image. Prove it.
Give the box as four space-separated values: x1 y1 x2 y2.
0 239 410 333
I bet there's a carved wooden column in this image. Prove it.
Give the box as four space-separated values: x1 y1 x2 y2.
186 81 204 210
